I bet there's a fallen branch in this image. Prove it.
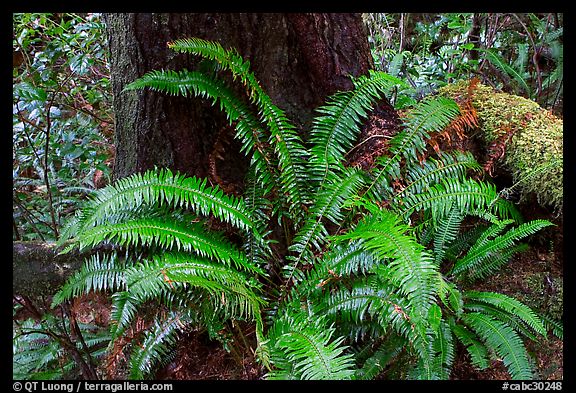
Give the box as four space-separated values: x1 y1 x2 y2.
13 241 113 297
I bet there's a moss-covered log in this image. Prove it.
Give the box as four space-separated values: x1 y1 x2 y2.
440 81 563 212
12 241 113 297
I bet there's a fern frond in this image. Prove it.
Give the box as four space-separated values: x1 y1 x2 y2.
354 334 405 380
288 166 365 267
538 313 563 340
129 311 188 379
432 202 464 265
266 304 355 380
462 312 533 379
242 165 274 268
78 218 263 275
363 97 463 202
397 151 482 198
309 71 404 185
363 155 402 201
52 253 127 307
157 252 265 320
438 278 464 318
393 96 461 162
431 319 455 380
464 291 547 337
451 219 553 278
168 37 310 219
63 168 258 245
317 276 430 364
443 224 487 262
335 208 439 319
293 240 377 293
400 177 519 222
109 291 139 339
125 70 277 195
450 321 490 370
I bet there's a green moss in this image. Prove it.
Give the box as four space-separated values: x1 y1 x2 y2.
439 81 563 211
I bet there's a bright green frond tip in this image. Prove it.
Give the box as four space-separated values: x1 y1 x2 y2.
62 168 260 246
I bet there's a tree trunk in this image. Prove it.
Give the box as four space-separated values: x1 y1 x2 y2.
13 13 402 297
104 13 399 187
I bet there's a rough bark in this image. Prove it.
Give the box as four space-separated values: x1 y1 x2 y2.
105 13 398 187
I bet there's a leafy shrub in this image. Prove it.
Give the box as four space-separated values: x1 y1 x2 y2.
13 13 113 241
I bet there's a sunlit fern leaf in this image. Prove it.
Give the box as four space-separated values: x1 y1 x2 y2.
451 219 553 278
288 165 365 268
462 312 533 380
450 321 490 370
52 253 128 307
432 202 464 266
59 168 259 246
309 70 404 186
396 151 482 199
464 291 547 337
129 311 188 379
167 37 310 219
266 303 355 380
335 208 439 320
400 177 520 222
77 217 264 275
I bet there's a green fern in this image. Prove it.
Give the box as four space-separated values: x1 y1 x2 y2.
335 206 438 320
60 168 259 247
288 165 365 268
53 38 559 380
266 302 356 380
167 37 311 219
52 253 127 307
451 219 553 279
308 70 404 186
450 321 490 370
129 311 187 379
464 291 547 337
462 312 533 379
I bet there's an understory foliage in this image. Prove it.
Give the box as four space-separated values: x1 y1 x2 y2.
54 38 559 380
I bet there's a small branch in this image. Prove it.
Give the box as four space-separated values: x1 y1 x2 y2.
13 241 117 297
